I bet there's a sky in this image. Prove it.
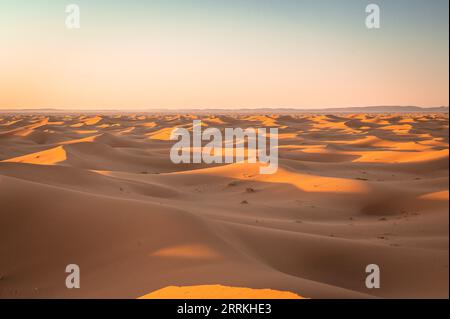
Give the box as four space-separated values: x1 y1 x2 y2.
0 0 448 110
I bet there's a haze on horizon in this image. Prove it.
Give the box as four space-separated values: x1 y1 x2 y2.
0 0 448 110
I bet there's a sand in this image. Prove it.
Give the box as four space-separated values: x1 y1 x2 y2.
0 113 448 298
139 284 304 299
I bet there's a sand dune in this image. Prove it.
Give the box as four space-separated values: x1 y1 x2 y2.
0 113 448 299
139 284 303 299
4 145 67 165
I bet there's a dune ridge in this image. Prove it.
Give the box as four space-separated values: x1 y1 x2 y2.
139 284 304 299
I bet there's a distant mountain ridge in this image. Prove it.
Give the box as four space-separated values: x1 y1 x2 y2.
0 106 448 114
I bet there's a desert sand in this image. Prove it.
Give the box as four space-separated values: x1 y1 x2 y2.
0 112 448 298
139 284 303 299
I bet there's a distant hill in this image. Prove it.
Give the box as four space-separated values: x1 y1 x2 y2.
164 106 449 114
0 106 448 114
277 106 450 114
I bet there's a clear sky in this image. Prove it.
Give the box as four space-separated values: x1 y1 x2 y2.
0 0 448 109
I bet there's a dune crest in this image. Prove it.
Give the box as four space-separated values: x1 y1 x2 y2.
2 145 67 165
139 284 304 299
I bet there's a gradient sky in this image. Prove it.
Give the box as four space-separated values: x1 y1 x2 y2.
0 0 448 109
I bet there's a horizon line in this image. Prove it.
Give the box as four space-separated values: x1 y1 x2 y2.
1 105 449 112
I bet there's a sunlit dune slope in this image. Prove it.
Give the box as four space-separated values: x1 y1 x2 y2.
139 284 304 299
